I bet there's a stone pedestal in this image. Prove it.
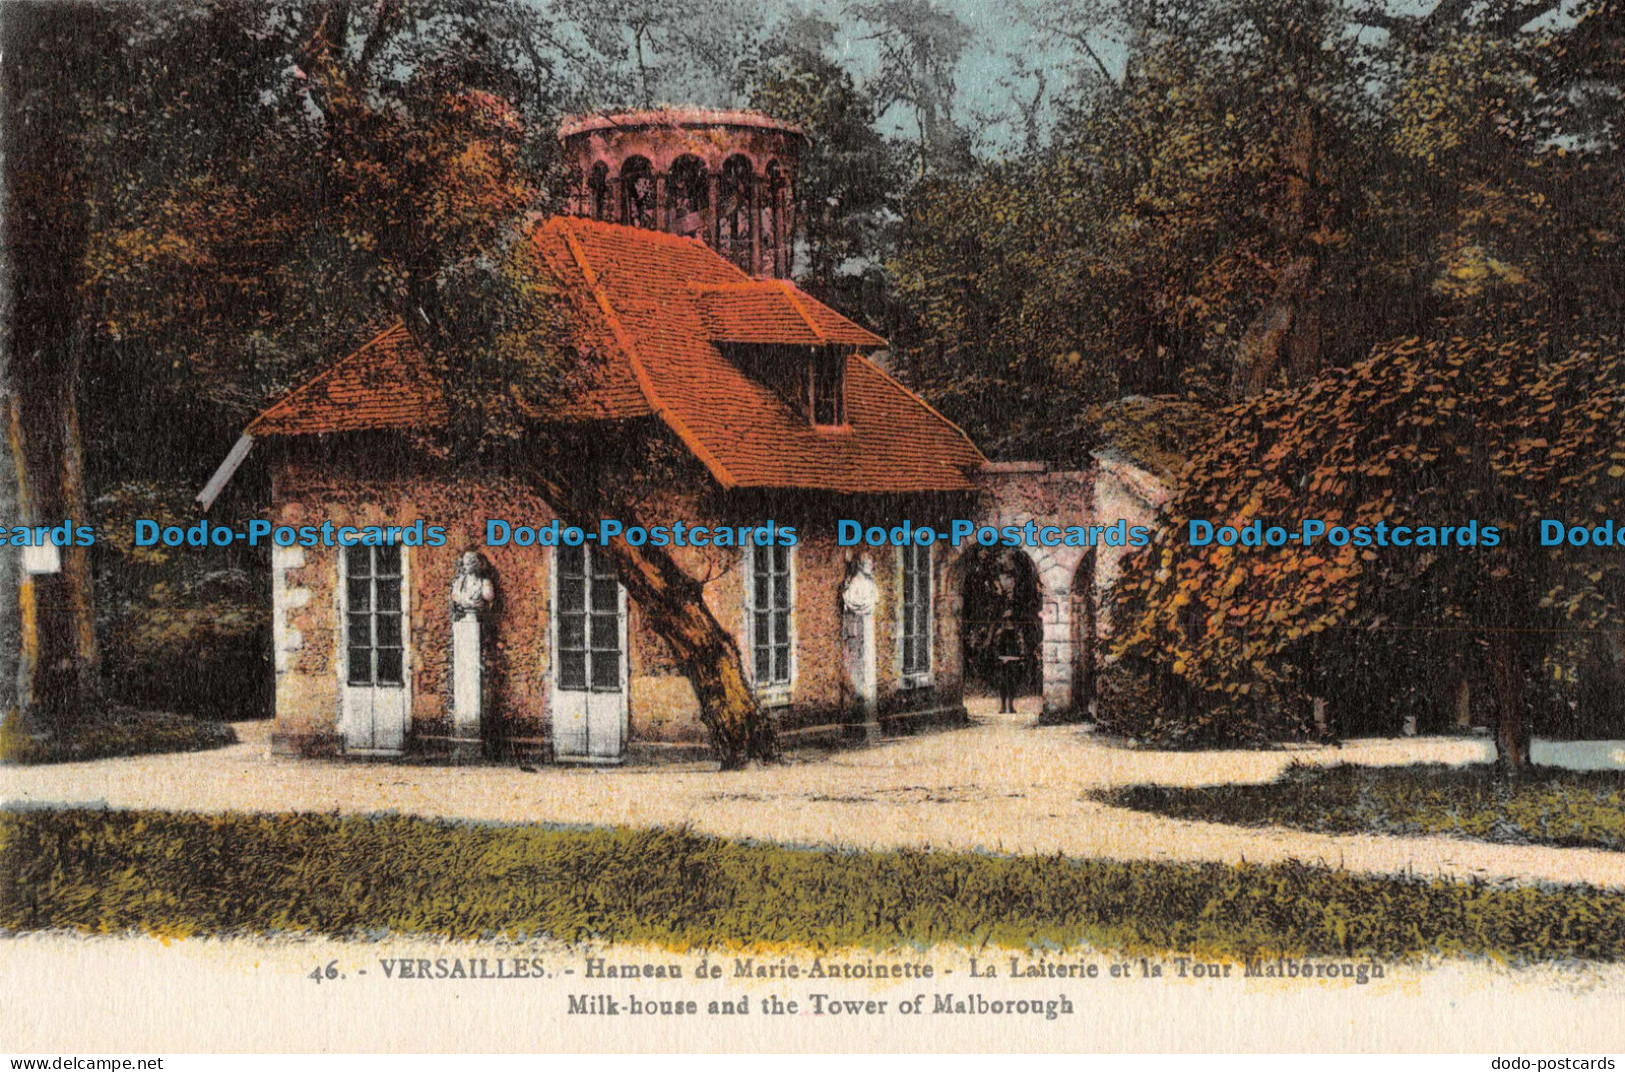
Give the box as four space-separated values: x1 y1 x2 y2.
452 613 482 744
842 556 881 742
449 551 495 758
844 608 878 741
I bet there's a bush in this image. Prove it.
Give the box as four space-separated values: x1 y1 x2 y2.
1093 657 1313 747
105 580 270 717
0 704 237 765
95 482 271 718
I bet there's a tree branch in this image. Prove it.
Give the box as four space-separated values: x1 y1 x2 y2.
1485 0 1565 35
356 0 403 75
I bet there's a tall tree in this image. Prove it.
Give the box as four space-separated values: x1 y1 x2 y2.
736 13 899 297
553 0 765 109
1 3 136 730
849 0 973 178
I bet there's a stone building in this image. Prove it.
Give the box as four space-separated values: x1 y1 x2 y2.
202 109 1141 762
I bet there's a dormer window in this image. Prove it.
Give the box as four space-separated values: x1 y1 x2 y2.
694 281 878 428
810 350 845 427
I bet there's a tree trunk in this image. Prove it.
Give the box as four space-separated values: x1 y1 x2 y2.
55 354 98 693
1229 108 1324 400
520 456 777 770
1487 611 1531 776
3 3 108 732
1228 254 1312 399
6 388 88 734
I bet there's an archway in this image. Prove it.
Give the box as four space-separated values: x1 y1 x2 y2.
763 159 790 277
588 162 611 221
959 546 1043 704
718 155 755 273
621 156 656 228
667 155 709 238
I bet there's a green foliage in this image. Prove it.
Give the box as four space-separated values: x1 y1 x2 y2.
848 0 974 178
0 708 236 766
555 0 767 110
887 160 1115 461
1100 762 1625 853
105 584 268 719
1094 656 1314 748
6 808 1625 961
736 13 899 296
1087 396 1221 483
885 0 1625 457
92 481 269 717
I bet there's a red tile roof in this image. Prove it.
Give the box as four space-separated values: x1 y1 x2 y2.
245 324 447 436
694 281 886 348
243 216 986 493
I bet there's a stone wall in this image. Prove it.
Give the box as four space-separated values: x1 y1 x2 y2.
1090 450 1171 654
970 457 1169 719
972 463 1097 718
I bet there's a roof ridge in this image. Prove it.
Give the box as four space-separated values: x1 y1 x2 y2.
556 223 740 489
555 214 744 258
772 279 830 346
852 353 988 466
690 280 770 292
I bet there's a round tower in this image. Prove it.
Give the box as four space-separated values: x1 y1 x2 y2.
558 108 807 279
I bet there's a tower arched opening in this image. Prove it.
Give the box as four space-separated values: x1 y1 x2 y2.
620 156 656 229
667 155 710 239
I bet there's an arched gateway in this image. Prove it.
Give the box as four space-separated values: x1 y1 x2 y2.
965 459 1164 722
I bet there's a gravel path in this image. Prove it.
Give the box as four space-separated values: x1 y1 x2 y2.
5 699 1623 888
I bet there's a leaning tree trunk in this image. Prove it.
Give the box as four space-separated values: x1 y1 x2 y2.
521 458 777 770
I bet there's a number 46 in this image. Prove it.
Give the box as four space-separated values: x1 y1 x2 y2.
309 960 339 982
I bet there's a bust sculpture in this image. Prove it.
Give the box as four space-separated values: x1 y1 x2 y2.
450 551 495 619
841 553 878 617
841 553 879 738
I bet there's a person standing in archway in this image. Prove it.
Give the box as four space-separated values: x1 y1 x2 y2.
994 617 1025 714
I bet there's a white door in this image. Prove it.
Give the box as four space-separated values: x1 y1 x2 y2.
551 544 627 762
341 544 409 753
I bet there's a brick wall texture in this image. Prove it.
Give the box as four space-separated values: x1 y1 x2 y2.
268 437 969 759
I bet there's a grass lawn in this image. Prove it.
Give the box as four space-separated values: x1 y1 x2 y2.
4 807 1625 961
1097 762 1625 852
0 707 237 765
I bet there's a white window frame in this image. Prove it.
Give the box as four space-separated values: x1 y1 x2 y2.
897 542 934 689
552 542 627 696
548 543 630 762
339 543 410 689
336 542 413 754
808 349 848 428
743 542 796 707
